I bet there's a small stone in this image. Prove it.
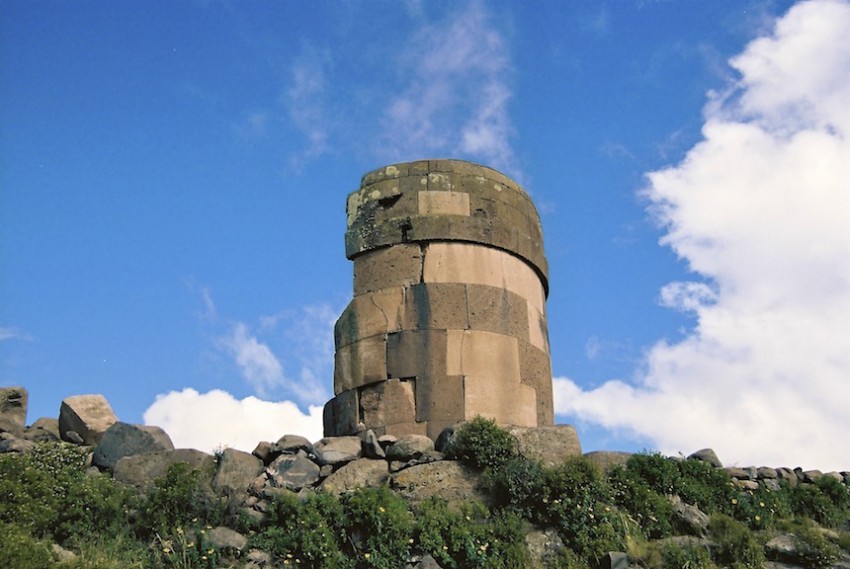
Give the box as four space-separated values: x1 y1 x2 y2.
386 434 434 461
252 441 274 464
274 434 313 454
361 430 386 459
269 452 321 491
59 394 118 445
314 436 362 466
688 448 722 468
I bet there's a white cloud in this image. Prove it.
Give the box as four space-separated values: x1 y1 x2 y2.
143 388 324 453
380 0 518 175
218 322 285 397
0 326 31 342
284 47 331 169
557 0 850 471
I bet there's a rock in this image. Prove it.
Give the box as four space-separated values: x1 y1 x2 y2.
765 533 798 562
725 467 752 480
269 452 321 491
213 448 263 495
252 441 274 464
64 430 85 444
412 554 443 568
600 552 629 569
113 448 215 487
206 526 247 552
0 436 35 454
688 448 722 468
507 425 582 468
777 468 798 487
391 461 486 510
757 467 778 479
91 422 174 471
378 434 398 449
386 434 434 461
314 436 362 466
736 479 760 491
247 549 273 566
669 495 710 536
434 426 456 453
51 543 77 562
21 418 61 442
0 387 28 428
59 394 118 445
824 471 843 482
361 430 386 459
584 451 632 474
320 458 389 496
0 416 23 437
525 529 565 569
274 434 313 455
802 470 823 483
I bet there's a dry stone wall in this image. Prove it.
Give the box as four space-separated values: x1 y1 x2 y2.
325 160 555 439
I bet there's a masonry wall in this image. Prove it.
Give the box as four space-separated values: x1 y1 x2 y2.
324 160 554 440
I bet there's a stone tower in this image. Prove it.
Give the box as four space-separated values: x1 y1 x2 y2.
324 159 553 440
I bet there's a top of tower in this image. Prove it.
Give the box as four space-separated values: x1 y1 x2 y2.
345 159 548 292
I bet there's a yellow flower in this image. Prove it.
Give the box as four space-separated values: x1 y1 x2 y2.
731 498 738 505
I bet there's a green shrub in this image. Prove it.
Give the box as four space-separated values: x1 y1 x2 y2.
790 523 840 569
675 458 736 514
620 453 680 496
0 452 60 535
136 462 223 538
0 522 57 569
485 456 547 519
608 466 675 539
785 478 850 528
341 486 414 568
414 498 528 569
446 417 517 471
660 541 713 569
708 514 765 569
732 484 792 530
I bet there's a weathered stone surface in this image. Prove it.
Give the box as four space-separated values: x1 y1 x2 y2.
0 386 28 427
320 458 389 496
361 379 416 431
323 389 359 437
584 451 633 474
22 417 60 443
600 552 629 569
386 434 435 461
206 526 248 552
274 434 313 455
354 244 423 295
113 449 215 487
526 529 565 569
269 452 321 491
0 436 35 453
92 421 174 471
334 336 388 393
214 448 263 494
0 416 23 437
361 430 386 459
252 441 274 464
507 425 582 468
689 448 722 468
59 394 118 445
314 436 362 466
669 495 710 536
725 467 752 480
390 461 486 509
410 554 443 569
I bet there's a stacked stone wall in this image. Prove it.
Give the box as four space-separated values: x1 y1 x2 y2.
325 160 555 440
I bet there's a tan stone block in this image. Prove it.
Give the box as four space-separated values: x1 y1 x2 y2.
361 163 406 186
493 201 532 239
502 252 546 311
374 189 418 224
323 389 359 437
426 171 462 192
463 375 537 428
407 160 430 176
386 330 449 379
423 242 504 288
402 283 468 331
518 341 554 426
334 288 405 348
453 330 520 379
360 379 417 429
334 336 387 394
527 305 549 352
353 245 423 295
414 374 465 435
418 191 471 216
385 421 429 438
466 284 529 341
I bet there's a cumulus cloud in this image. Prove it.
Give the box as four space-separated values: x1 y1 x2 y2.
143 388 324 453
556 0 850 471
381 0 517 175
218 322 285 398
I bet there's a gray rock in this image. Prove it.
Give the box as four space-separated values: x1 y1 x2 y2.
391 460 487 510
386 434 434 461
274 434 313 455
765 533 798 562
361 430 386 459
59 394 118 445
21 418 60 442
824 471 843 481
736 479 760 491
320 458 389 496
269 452 321 491
0 436 35 454
434 426 456 453
64 430 85 444
0 416 23 437
378 434 398 449
725 467 752 480
777 467 799 487
206 526 247 552
247 549 273 566
113 448 215 487
688 448 722 468
757 467 778 479
525 529 565 569
314 436 362 466
802 470 823 483
507 425 582 468
600 552 629 569
51 543 77 562
413 554 443 569
669 495 710 536
252 441 274 464
0 386 28 428
92 422 174 471
213 448 263 495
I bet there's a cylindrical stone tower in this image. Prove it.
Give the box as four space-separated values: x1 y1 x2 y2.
324 159 553 440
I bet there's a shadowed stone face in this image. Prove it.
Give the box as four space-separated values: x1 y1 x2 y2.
325 159 554 440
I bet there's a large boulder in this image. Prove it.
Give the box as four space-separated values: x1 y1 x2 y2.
21 418 61 443
92 422 174 471
314 436 362 466
386 434 434 461
205 526 248 552
390 461 487 510
689 448 722 468
59 394 117 445
320 458 389 496
213 448 263 495
584 451 632 474
506 425 582 468
113 449 215 487
0 386 28 429
268 451 321 491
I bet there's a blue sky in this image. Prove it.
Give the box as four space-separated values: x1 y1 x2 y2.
3 0 849 470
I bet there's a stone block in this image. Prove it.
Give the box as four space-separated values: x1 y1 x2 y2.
213 448 263 494
113 449 215 488
502 253 546 310
527 305 549 352
320 458 389 496
415 374 465 438
353 245 423 295
507 425 582 467
323 389 359 437
403 283 469 331
418 190 470 216
0 386 27 427
464 375 537 427
466 284 529 341
518 341 554 425
373 189 418 224
335 287 405 348
386 330 449 379
425 170 461 191
423 242 504 288
447 330 520 379
333 336 387 394
92 421 174 471
360 379 416 429
384 421 429 438
59 394 118 445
